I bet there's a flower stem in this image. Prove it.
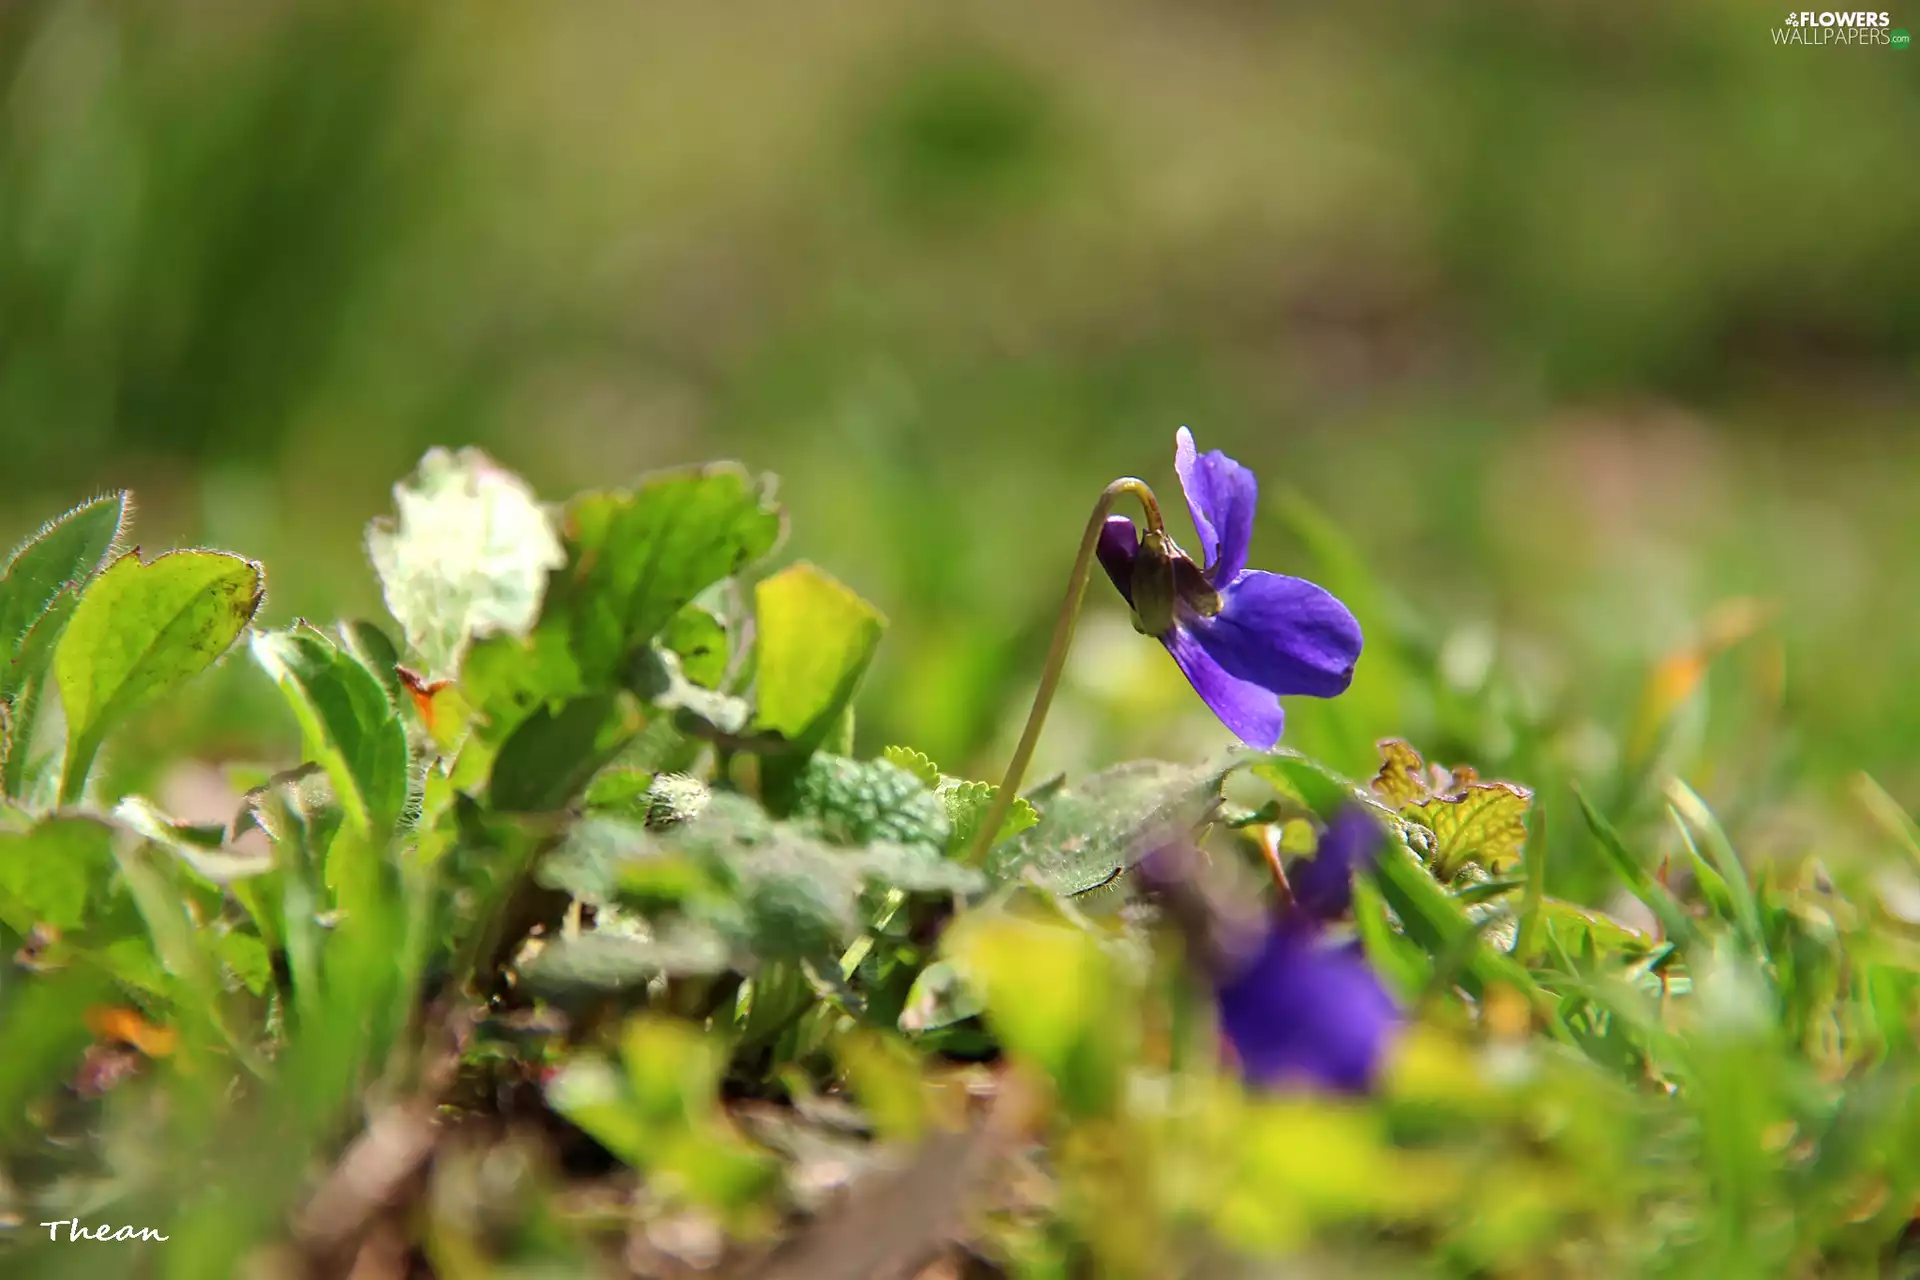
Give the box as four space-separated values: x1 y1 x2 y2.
963 476 1163 867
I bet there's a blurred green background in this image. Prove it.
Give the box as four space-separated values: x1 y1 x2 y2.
2 0 1915 876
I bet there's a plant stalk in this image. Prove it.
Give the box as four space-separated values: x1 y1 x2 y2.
963 477 1163 866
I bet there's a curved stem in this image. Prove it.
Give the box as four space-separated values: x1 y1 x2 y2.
963 477 1162 867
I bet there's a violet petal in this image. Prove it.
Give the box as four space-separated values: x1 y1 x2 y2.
1162 626 1285 749
1185 569 1363 700
1173 426 1258 582
1215 923 1399 1095
1096 515 1140 607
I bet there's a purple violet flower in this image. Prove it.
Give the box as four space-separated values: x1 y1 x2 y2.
1214 921 1400 1095
1143 809 1399 1095
1286 805 1384 925
1096 428 1364 749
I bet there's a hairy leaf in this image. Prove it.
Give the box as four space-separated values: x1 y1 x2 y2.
0 492 127 684
988 758 1235 897
938 779 1038 855
251 627 409 837
794 754 950 853
55 550 263 801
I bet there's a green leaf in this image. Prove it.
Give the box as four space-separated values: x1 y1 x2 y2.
661 604 730 689
938 778 1038 855
1572 786 1698 949
752 562 885 748
988 758 1235 897
584 766 656 816
553 466 783 683
0 492 127 680
2 589 80 800
114 796 274 885
216 930 273 996
793 754 951 852
0 815 114 932
848 842 987 896
250 626 410 837
55 549 264 803
1251 751 1370 821
1537 898 1652 959
516 925 733 999
367 447 566 681
337 618 404 707
899 959 984 1033
489 693 645 813
883 745 942 789
1367 829 1539 1001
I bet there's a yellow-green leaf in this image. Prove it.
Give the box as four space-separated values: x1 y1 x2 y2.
883 745 941 789
55 550 263 803
1369 739 1432 809
752 562 886 747
0 816 114 933
1404 781 1533 878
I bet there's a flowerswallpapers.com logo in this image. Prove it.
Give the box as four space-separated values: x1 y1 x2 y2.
1773 10 1905 44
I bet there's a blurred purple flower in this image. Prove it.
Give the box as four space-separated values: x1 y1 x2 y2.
1143 808 1398 1094
1287 806 1384 924
1096 428 1363 749
1214 921 1399 1095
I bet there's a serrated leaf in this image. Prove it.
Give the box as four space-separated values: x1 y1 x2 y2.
987 758 1234 897
661 604 730 689
0 815 114 932
794 754 950 852
553 466 783 683
1369 739 1431 809
1404 782 1533 878
55 550 264 802
0 493 127 682
250 626 410 837
938 778 1038 855
489 693 644 813
752 563 885 749
366 447 566 681
883 746 941 789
